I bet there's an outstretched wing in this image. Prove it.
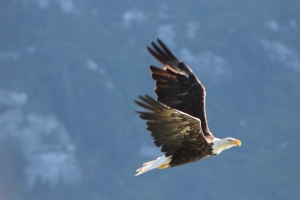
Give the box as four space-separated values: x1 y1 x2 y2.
147 39 211 136
135 95 211 157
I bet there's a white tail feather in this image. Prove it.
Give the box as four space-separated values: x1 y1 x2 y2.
135 155 172 176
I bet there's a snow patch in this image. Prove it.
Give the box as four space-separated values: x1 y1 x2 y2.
58 0 73 13
0 90 81 188
35 0 73 13
260 39 300 70
0 90 27 107
157 24 176 48
23 114 80 188
87 59 114 90
265 19 298 32
265 20 279 31
123 10 147 27
180 48 232 84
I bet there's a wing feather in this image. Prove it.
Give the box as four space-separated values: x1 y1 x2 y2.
147 39 213 138
135 95 209 157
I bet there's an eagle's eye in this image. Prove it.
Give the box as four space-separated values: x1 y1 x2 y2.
228 138 233 142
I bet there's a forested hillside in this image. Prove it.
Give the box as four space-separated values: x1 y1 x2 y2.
0 1 299 199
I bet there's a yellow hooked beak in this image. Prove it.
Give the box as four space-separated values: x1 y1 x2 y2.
233 139 242 146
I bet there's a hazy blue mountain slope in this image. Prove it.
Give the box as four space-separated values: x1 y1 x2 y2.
0 1 299 200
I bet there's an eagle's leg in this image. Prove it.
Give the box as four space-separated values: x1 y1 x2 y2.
157 163 169 169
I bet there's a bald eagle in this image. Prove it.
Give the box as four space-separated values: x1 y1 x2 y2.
135 39 241 176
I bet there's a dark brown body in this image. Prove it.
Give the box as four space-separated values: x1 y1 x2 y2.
169 143 213 167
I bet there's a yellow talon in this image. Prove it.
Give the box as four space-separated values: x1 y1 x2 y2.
157 164 169 169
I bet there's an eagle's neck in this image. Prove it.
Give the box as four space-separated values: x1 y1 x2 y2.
211 138 232 155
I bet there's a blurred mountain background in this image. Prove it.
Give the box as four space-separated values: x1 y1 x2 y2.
0 0 299 199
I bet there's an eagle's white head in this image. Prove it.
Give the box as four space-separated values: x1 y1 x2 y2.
212 137 241 155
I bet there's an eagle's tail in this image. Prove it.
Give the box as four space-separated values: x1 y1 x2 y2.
135 155 172 176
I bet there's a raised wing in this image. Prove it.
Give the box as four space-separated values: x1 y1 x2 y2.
147 39 211 136
135 95 211 157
